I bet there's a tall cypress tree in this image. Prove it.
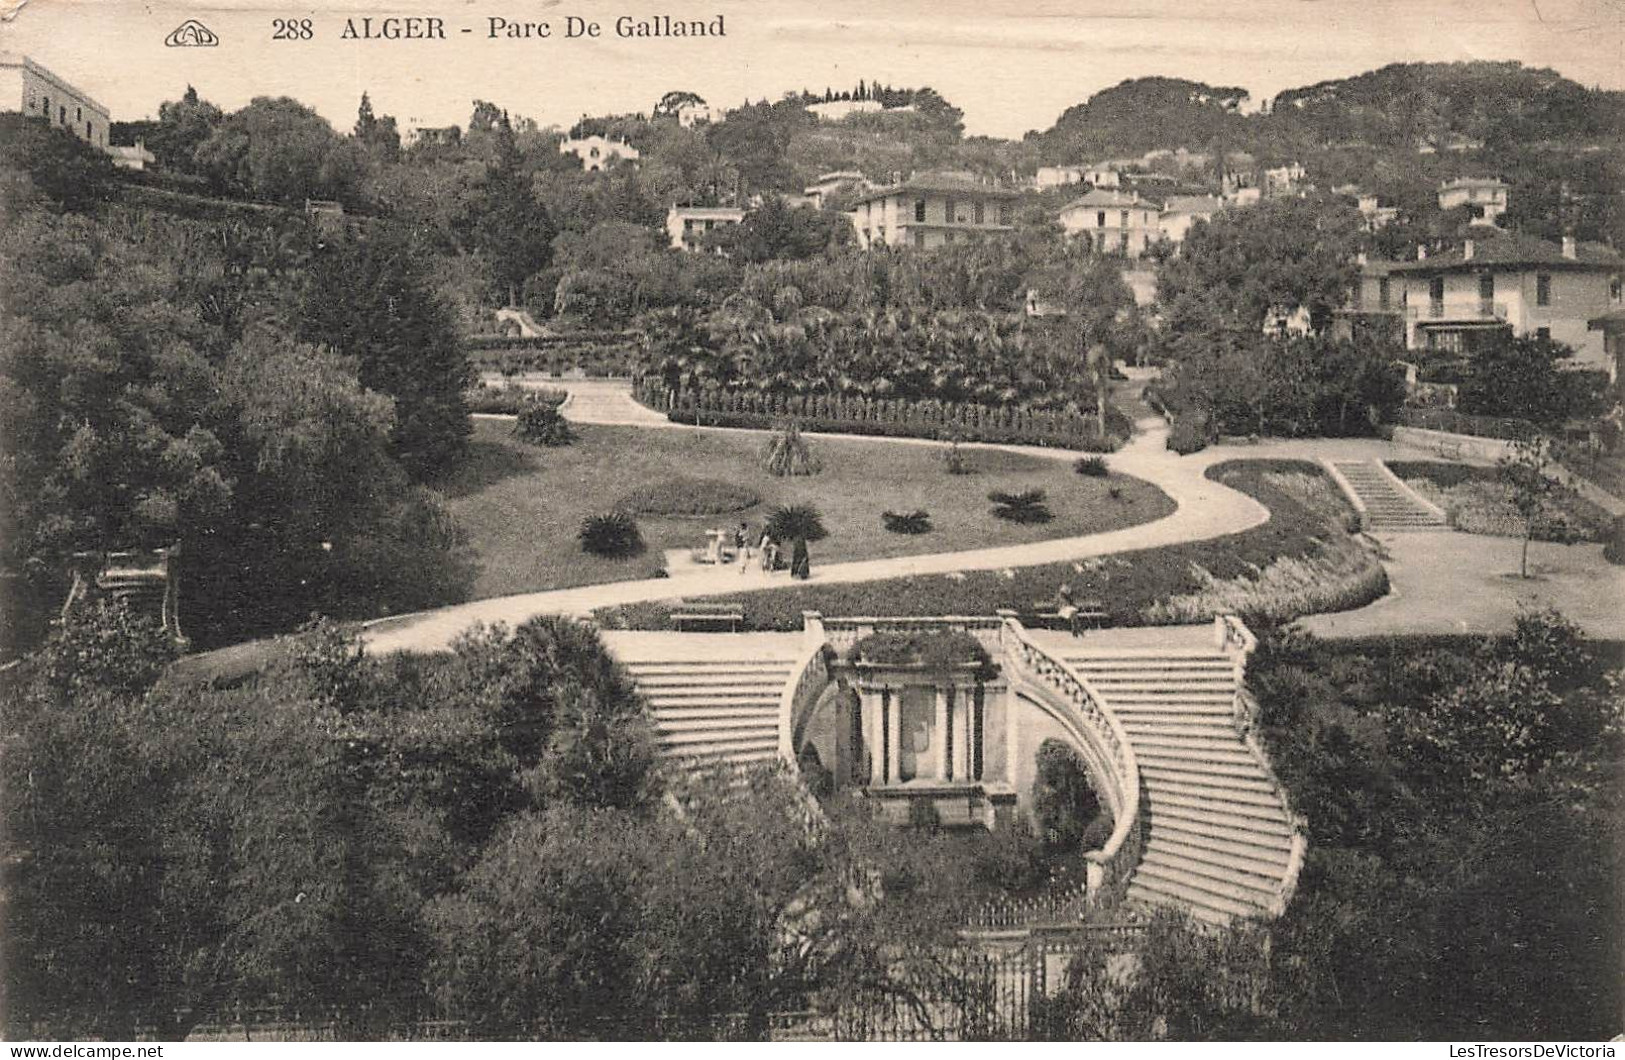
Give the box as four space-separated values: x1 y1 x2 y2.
470 116 555 307
297 228 472 478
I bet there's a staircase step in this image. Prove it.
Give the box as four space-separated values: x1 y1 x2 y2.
1143 777 1283 809
1133 860 1278 912
1128 733 1256 754
1152 813 1295 855
1149 796 1294 835
1138 765 1276 793
1126 875 1256 923
657 728 779 748
650 705 782 721
1117 721 1239 740
1147 822 1293 867
1135 755 1270 780
1140 846 1282 895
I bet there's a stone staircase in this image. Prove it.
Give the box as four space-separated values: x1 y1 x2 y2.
605 633 803 768
1058 646 1299 926
1329 459 1447 530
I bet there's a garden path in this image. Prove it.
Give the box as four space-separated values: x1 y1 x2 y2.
364 415 1276 654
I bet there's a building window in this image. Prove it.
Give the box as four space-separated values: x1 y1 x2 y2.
1611 276 1622 303
1536 274 1551 307
1096 210 1106 228
1378 277 1391 310
974 201 984 225
41 96 49 117
1536 327 1552 343
944 198 955 224
914 200 926 223
1430 276 1445 305
59 106 66 124
75 105 82 121
1120 210 1130 229
998 204 1011 225
913 230 926 248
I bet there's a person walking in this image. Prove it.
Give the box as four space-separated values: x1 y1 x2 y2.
1053 582 1081 637
790 536 810 580
759 530 777 573
736 521 753 575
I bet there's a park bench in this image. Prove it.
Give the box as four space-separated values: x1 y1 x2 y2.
1027 599 1108 635
671 601 745 632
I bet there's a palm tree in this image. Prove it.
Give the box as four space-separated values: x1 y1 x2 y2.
1086 342 1113 440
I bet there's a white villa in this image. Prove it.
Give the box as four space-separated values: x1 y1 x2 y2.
559 134 640 172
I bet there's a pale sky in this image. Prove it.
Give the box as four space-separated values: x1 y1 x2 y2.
3 0 1622 138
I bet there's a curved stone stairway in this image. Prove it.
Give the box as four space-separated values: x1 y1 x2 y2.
1056 643 1301 926
601 631 805 767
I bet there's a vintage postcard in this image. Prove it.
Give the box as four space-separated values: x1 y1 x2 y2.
1 0 1622 1045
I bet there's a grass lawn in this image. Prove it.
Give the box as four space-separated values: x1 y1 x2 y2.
436 420 1175 600
599 460 1385 631
1387 460 1614 541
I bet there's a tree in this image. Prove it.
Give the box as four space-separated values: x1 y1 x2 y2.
193 96 365 205
653 90 707 119
1157 195 1361 335
710 196 854 261
0 113 120 212
1457 333 1590 429
353 91 400 160
296 226 474 477
1498 435 1577 579
468 118 555 306
147 85 223 173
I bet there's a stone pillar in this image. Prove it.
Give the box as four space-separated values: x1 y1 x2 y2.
953 683 972 781
864 686 885 787
934 684 950 781
885 688 902 785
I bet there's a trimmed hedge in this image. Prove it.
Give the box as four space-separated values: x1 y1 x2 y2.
640 382 1126 452
615 478 760 517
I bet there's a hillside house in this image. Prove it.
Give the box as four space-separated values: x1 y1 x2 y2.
559 134 640 172
803 170 868 209
1 53 110 150
1387 233 1624 369
847 172 1018 250
1057 190 1161 258
1159 194 1224 245
1035 165 1088 190
1437 177 1508 226
666 204 746 251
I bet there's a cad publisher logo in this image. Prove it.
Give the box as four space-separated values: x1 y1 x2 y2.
165 19 219 46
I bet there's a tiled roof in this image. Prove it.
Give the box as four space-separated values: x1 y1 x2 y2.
1389 232 1622 272
1060 189 1147 210
1162 195 1223 215
849 172 1019 205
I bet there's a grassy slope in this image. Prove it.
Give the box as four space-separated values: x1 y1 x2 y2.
599 459 1383 631
436 420 1175 600
1387 460 1614 540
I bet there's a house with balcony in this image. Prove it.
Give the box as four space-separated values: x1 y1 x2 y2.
1057 190 1161 258
846 172 1019 250
1437 176 1509 226
1331 256 1406 345
1387 233 1624 368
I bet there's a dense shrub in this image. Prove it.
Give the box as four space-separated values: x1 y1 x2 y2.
465 384 568 415
616 477 760 517
1605 516 1625 565
761 421 821 477
513 402 575 447
848 629 993 671
641 383 1126 452
578 511 643 558
881 510 932 535
1167 418 1209 455
1032 740 1106 852
765 503 827 544
972 818 1049 894
1073 455 1109 477
989 488 1052 524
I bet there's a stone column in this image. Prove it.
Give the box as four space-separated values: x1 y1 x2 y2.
885 687 902 785
953 684 972 781
934 684 951 781
864 686 885 787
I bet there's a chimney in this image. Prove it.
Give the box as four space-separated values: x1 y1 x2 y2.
1463 240 1474 261
1417 244 1427 261
1562 235 1577 260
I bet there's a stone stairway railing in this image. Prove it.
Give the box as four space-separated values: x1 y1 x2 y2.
997 614 1144 910
1232 685 1309 917
778 612 834 763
